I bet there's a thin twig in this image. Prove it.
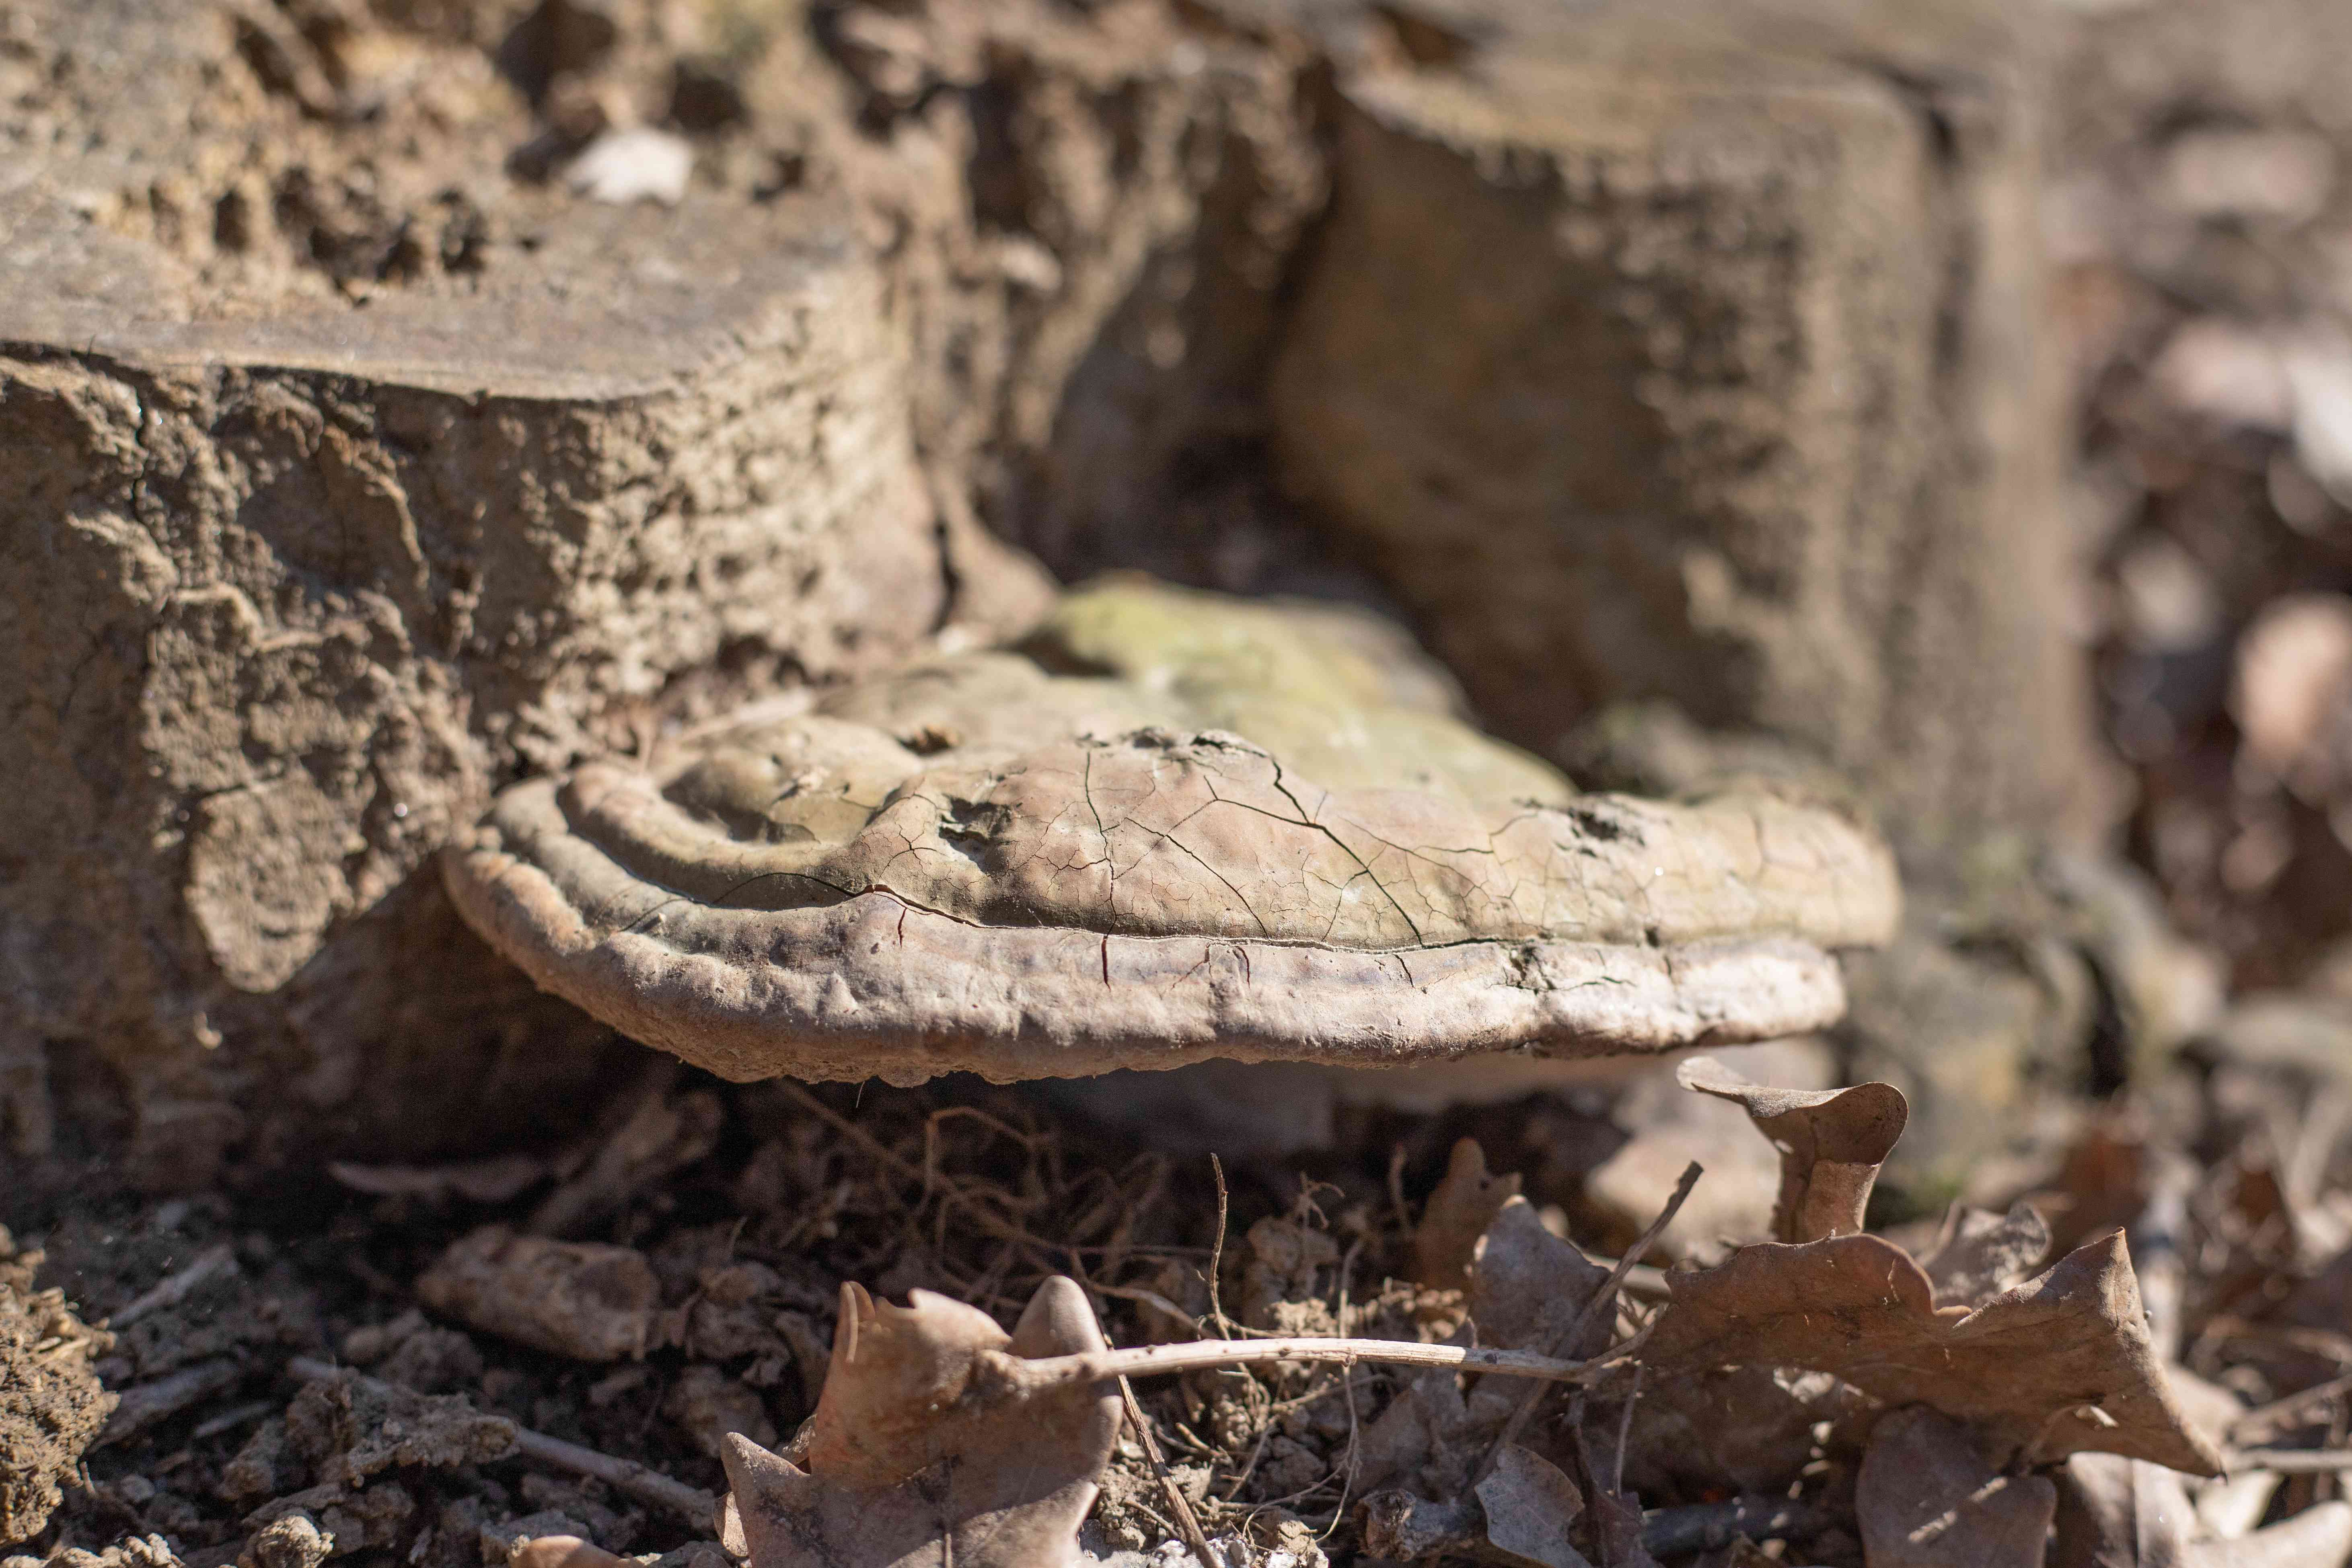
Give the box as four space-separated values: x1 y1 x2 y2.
1472 1161 1702 1487
1317 1238 1367 1540
772 1081 1067 1262
1119 1375 1220 1568
1207 1154 1234 1338
1567 1387 1593 1487
112 1243 239 1329
1089 1280 1200 1331
190 1399 278 1442
1641 1497 1833 1557
100 1358 243 1445
1576 1257 1673 1298
1000 1327 1642 1399
287 1358 715 1524
1613 1364 1642 1494
1220 1420 1275 1503
1386 1143 1412 1235
2230 1448 2352 1474
2133 1151 2195 1364
2233 1371 2352 1442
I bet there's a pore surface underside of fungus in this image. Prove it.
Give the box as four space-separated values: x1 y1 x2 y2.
443 580 1902 1083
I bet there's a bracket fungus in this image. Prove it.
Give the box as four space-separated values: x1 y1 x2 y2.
444 580 1901 1084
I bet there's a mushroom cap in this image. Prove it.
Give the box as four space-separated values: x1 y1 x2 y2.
443 580 1901 1085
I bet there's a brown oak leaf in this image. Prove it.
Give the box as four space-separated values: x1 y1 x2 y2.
1644 1229 2224 1476
720 1276 1120 1568
1412 1138 1524 1291
2053 1454 2352 1568
1675 1056 1907 1243
1413 1139 1610 1356
1917 1201 2055 1311
1859 1406 2058 1568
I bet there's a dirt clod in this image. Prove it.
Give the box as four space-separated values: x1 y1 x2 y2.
0 1230 115 1547
416 1230 661 1363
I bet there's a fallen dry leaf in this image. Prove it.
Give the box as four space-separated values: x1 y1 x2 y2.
720 1275 1120 1568
2231 593 2352 788
1573 1401 1663 1568
2053 1453 2197 1568
1918 1202 2055 1311
1358 1445 1593 1568
1475 1443 1590 1568
2053 1453 2352 1567
1689 1543 1779 1568
1620 1364 1866 1502
1358 1490 1485 1563
1675 1056 1907 1243
1467 1191 1613 1359
2192 1501 2352 1568
1408 1137 1612 1361
1581 1484 1660 1568
1645 1230 2224 1475
1585 1040 1833 1262
1359 1137 1615 1506
1859 1405 2058 1568
1413 1138 1525 1291
1351 1356 1522 1500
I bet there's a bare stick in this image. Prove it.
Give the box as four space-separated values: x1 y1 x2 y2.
1613 1364 1642 1494
1206 1154 1234 1338
1118 1375 1220 1568
1577 1258 1672 1298
2230 1449 2352 1474
100 1358 242 1445
1386 1143 1412 1235
999 1326 1643 1400
287 1358 715 1524
2132 1152 2195 1364
1472 1161 1701 1486
2234 1371 2352 1443
1325 1236 1367 1534
112 1243 238 1329
1642 1497 1832 1557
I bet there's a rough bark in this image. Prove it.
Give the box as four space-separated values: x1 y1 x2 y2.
3 0 2110 1184
1261 0 2114 871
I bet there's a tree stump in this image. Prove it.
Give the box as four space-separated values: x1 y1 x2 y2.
1268 0 2114 871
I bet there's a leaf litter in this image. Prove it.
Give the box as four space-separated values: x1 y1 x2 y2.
21 1041 2352 1568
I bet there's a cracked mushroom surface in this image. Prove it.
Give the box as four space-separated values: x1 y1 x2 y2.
443 580 1901 1085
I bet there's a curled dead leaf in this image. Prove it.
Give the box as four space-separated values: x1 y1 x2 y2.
2052 1454 2352 1568
2053 1453 2196 1568
1475 1443 1589 1568
1859 1406 2058 1568
1918 1201 2055 1312
1413 1138 1523 1292
720 1276 1120 1568
1411 1139 1610 1356
1645 1230 2224 1475
2191 1501 2352 1567
1675 1056 1906 1243
1359 1445 1593 1568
